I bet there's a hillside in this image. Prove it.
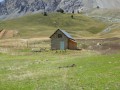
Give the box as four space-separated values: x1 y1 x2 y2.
0 13 106 38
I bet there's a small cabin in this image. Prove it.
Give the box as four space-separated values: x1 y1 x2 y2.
50 29 77 50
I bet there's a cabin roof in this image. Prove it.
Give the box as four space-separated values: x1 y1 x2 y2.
60 29 73 39
50 29 75 40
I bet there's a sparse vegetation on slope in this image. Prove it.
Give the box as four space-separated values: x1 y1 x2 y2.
0 13 106 38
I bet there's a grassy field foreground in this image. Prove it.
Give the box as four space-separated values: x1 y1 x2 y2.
0 50 120 90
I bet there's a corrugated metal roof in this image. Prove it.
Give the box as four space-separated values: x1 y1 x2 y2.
60 29 74 40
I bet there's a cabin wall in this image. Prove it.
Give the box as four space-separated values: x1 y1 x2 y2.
68 39 77 50
51 30 68 50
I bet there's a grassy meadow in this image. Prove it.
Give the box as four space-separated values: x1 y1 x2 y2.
0 38 120 90
0 49 120 90
0 12 120 90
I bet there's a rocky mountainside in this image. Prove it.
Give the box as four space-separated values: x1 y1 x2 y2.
0 0 120 19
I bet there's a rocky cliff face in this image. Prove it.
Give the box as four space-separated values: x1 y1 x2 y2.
0 0 120 19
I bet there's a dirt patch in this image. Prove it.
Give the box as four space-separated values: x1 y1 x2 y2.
0 29 18 39
77 38 120 54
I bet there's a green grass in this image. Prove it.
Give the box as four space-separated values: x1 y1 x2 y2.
0 12 119 90
0 50 120 90
0 13 106 38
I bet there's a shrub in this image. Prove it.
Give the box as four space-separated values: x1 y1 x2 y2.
56 8 64 13
43 12 48 16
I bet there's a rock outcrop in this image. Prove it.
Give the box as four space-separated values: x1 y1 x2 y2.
0 0 120 19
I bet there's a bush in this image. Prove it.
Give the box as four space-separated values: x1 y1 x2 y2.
71 15 74 19
72 10 74 14
97 6 100 9
56 8 64 13
43 12 48 16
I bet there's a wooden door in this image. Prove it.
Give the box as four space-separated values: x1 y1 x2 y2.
60 41 65 50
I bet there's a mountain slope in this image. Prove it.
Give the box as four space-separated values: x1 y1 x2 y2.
0 13 106 38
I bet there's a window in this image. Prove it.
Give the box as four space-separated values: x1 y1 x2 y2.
58 34 62 38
